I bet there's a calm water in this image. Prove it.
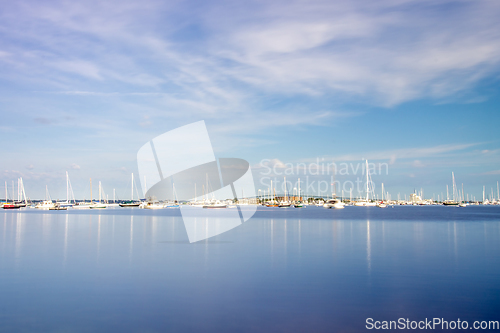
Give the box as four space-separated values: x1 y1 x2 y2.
1 206 499 332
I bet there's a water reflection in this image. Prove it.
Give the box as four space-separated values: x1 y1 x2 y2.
298 219 301 256
64 214 68 266
15 212 24 268
0 207 499 333
453 222 458 266
129 215 134 262
97 214 101 260
367 220 371 274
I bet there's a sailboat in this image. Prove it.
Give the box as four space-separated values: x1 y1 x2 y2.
202 175 227 208
119 173 141 207
73 178 94 209
165 183 180 208
278 177 291 207
293 178 305 208
57 172 75 208
377 183 387 208
90 181 106 209
35 186 56 210
3 180 21 209
323 176 344 209
443 172 460 206
354 160 376 206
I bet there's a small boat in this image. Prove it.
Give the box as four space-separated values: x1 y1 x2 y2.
324 199 345 209
293 202 304 208
3 203 21 209
119 173 141 207
203 201 227 209
278 201 291 208
89 203 107 209
49 203 68 211
377 202 387 208
119 201 141 207
73 202 93 209
354 201 376 206
143 202 165 209
165 202 179 208
35 200 56 210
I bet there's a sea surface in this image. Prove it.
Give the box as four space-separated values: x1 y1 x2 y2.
1 205 499 332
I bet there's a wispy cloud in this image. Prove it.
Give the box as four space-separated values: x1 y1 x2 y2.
301 143 481 163
2 0 500 119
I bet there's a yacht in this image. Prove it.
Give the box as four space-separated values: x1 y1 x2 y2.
35 200 56 210
324 199 345 209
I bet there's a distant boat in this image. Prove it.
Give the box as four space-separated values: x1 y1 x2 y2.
119 201 141 207
89 181 107 209
89 203 106 209
143 201 165 209
354 160 377 207
56 172 75 208
203 201 227 209
73 202 92 209
165 202 179 208
119 173 141 207
443 172 460 206
36 186 55 209
3 203 21 209
35 200 55 210
324 199 345 209
49 203 67 211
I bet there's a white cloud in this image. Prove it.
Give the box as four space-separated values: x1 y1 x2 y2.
2 0 500 117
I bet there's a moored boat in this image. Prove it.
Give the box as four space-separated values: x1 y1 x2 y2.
203 201 227 208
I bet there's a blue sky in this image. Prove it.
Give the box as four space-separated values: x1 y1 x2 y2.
1 0 500 200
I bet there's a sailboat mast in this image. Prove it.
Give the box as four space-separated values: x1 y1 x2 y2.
298 178 301 201
284 177 287 202
4 181 7 203
131 173 134 201
99 181 102 203
90 178 92 203
452 172 456 202
20 178 27 204
365 160 369 201
66 171 69 202
381 183 384 201
271 180 273 201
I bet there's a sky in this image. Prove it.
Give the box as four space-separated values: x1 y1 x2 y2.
1 0 500 201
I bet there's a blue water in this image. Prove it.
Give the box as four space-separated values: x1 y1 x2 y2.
1 206 499 332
